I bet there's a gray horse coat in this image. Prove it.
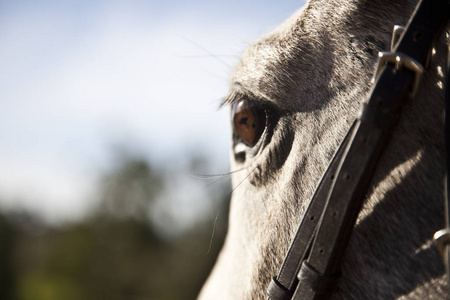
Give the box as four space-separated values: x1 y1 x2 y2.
199 0 449 299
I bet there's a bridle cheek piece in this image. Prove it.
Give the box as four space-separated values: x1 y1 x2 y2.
267 1 450 299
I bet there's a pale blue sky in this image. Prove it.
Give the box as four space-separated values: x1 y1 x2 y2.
0 0 305 223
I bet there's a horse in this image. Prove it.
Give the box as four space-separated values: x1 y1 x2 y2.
198 0 449 299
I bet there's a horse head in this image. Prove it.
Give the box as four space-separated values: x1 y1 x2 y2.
199 0 449 298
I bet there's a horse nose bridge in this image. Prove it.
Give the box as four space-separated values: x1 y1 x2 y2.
274 113 351 208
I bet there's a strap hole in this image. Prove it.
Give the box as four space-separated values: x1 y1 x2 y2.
319 249 325 255
310 215 316 222
413 31 422 42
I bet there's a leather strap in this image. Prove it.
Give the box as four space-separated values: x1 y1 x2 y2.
296 262 339 295
445 40 450 300
269 0 450 299
295 1 449 299
436 34 450 300
267 121 357 300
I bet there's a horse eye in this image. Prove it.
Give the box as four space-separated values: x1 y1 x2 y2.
232 99 266 147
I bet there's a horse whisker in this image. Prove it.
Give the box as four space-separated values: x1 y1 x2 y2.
191 166 249 179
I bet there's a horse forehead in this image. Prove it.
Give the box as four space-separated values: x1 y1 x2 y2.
230 39 324 110
229 11 355 111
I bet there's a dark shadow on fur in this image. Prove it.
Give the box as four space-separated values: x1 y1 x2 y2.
337 146 445 299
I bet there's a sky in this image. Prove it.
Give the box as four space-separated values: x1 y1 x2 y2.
0 0 305 224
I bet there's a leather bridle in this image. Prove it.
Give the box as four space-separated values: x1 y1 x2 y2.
267 1 450 299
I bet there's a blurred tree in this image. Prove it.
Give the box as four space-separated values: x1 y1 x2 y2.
96 154 163 222
0 213 17 300
6 152 230 300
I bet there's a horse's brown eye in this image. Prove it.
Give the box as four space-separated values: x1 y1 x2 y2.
232 99 266 147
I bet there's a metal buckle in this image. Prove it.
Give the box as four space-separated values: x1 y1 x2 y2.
374 51 424 97
391 25 405 51
434 228 450 260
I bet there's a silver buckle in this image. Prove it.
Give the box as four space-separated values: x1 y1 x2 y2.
391 25 405 51
374 51 424 97
434 228 450 260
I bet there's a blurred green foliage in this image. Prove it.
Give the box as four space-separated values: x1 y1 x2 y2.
0 154 229 300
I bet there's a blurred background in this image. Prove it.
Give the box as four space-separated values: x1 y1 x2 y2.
0 0 304 299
